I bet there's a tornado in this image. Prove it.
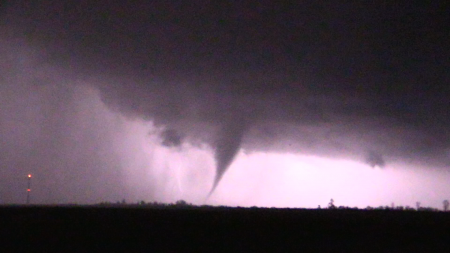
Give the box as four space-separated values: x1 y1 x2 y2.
208 120 247 198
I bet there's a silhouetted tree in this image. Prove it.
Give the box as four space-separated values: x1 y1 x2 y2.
405 206 414 211
443 200 449 211
175 199 188 206
416 202 421 210
328 199 336 209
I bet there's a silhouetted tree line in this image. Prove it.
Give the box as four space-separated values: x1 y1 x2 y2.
327 199 449 212
94 198 450 211
96 199 200 209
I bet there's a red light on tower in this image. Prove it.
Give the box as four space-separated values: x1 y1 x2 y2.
26 174 32 204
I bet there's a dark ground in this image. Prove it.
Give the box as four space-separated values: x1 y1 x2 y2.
1 205 449 252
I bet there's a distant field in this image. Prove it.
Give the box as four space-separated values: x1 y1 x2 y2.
1 205 449 252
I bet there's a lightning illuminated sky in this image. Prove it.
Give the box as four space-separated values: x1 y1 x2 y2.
0 1 449 208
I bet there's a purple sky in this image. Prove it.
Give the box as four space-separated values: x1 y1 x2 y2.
1 1 450 208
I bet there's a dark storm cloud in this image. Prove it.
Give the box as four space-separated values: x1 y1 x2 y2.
0 28 146 203
365 151 385 168
160 129 182 147
3 1 450 193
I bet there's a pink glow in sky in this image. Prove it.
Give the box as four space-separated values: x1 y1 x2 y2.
72 88 449 210
1 81 448 208
150 149 450 209
115 114 450 209
2 3 450 209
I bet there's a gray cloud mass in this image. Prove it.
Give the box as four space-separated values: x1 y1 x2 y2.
1 1 449 198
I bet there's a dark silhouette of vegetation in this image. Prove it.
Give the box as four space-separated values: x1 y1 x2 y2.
175 199 188 206
94 198 449 212
3 200 450 252
328 199 336 209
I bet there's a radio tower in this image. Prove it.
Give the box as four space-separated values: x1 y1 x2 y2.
26 174 32 204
